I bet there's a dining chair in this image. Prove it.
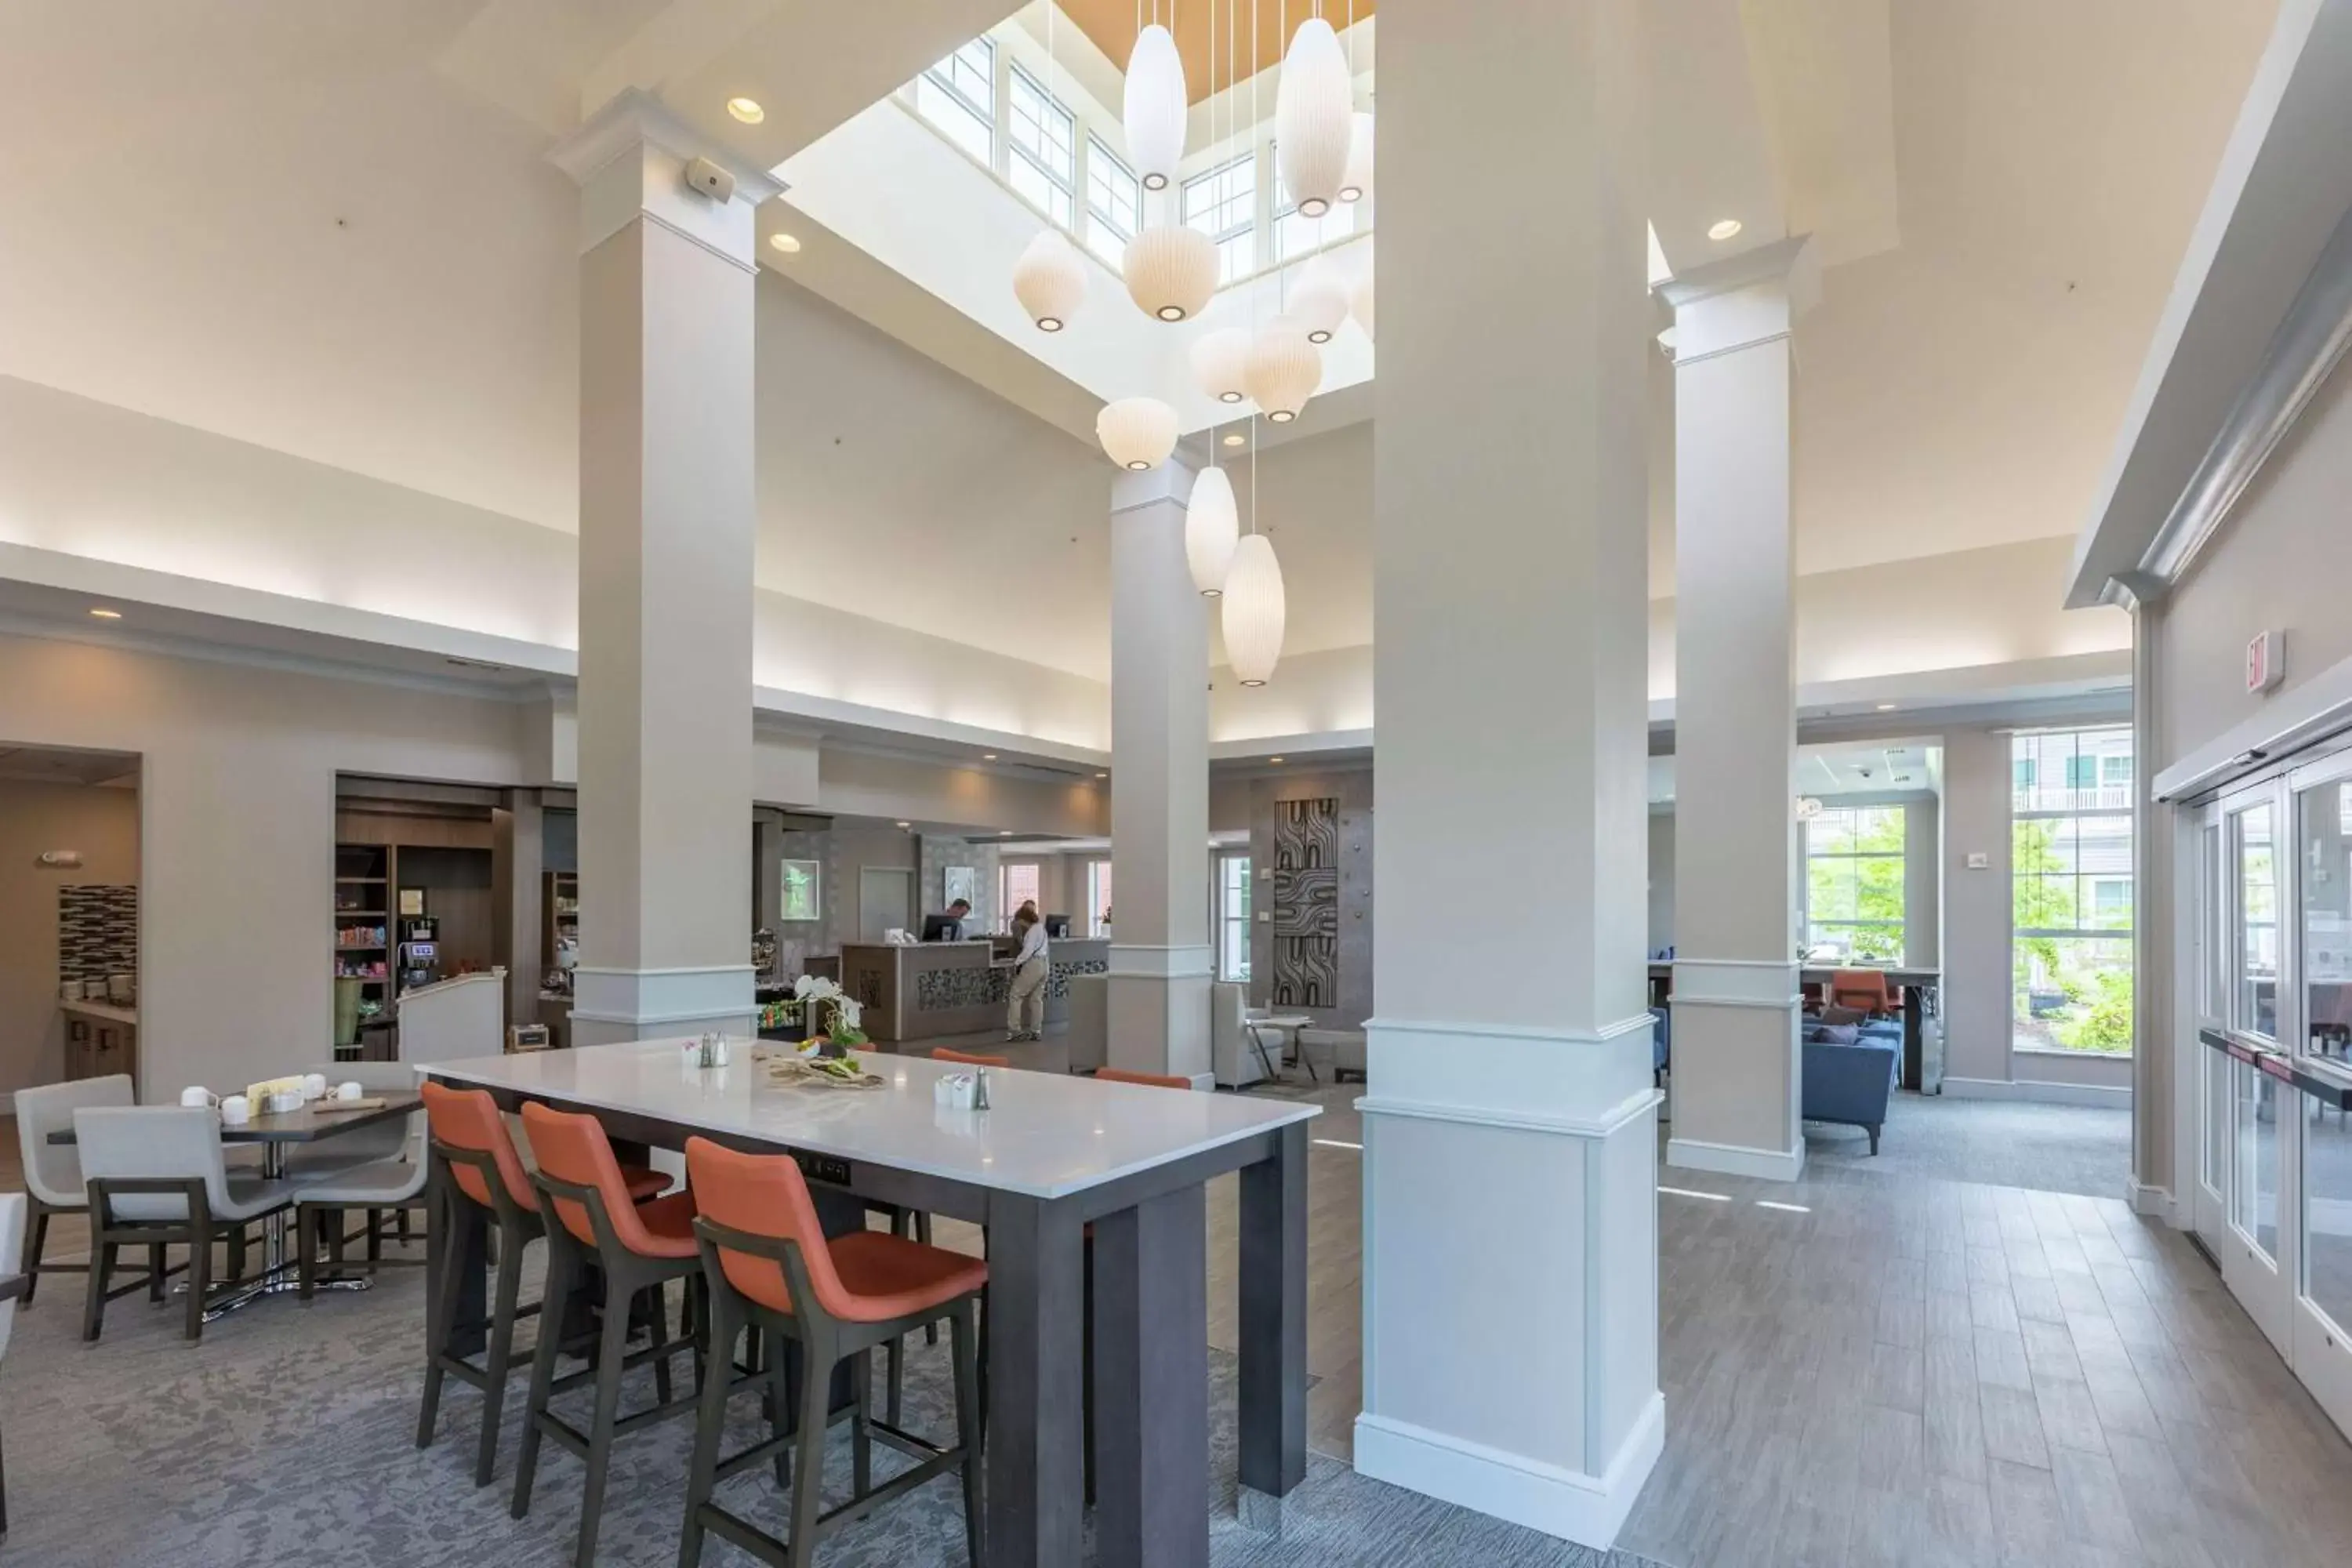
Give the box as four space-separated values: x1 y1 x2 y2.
678 1136 986 1568
12 1074 132 1302
931 1046 1010 1069
0 1192 22 1533
292 1084 427 1299
510 1102 706 1568
1828 968 1900 1018
416 1083 672 1489
74 1105 292 1341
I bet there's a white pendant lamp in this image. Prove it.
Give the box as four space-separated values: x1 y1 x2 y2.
1096 397 1178 470
1123 23 1187 191
1291 257 1350 344
1244 316 1320 423
1340 111 1374 202
1185 466 1240 595
1275 18 1352 219
1123 226 1218 322
1221 532 1286 685
1011 230 1085 332
1190 328 1251 405
1350 267 1375 341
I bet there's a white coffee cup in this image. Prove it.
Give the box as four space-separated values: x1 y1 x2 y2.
220 1094 252 1126
336 1080 363 1101
302 1073 328 1102
180 1086 219 1109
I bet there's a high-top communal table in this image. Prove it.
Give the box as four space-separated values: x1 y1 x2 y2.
418 1040 1319 1568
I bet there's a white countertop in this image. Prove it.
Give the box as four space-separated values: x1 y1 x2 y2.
58 1000 137 1026
418 1039 1318 1200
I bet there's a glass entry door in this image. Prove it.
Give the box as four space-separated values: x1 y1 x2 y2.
2290 762 2352 1432
2220 789 2292 1352
2192 815 2228 1248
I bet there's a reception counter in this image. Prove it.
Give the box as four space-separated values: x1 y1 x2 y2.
840 938 1111 1044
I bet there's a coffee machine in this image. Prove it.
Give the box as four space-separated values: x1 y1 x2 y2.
397 914 441 994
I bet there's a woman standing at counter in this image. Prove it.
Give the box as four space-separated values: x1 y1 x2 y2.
1004 906 1050 1042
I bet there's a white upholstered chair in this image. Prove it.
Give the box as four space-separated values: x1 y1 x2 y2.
12 1073 133 1301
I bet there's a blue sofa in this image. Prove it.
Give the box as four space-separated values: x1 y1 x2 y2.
1801 1033 1898 1154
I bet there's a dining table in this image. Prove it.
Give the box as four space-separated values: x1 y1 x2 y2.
49 1093 423 1320
416 1039 1319 1568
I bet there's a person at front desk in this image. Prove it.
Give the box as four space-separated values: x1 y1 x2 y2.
920 898 974 942
1004 906 1050 1043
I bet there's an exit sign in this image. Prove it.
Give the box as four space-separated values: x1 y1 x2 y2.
2248 630 2285 695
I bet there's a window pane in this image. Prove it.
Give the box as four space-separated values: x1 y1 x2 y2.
1007 152 1073 225
916 75 993 164
1271 148 1359 263
2241 802 2278 1038
2012 728 2135 1053
2237 1058 2279 1261
1184 154 1255 285
2013 935 2133 1053
1086 136 1140 265
1007 67 1073 182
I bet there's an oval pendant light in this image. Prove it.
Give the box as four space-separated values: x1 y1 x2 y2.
1340 111 1374 202
1350 267 1375 341
1291 256 1350 344
1185 466 1240 595
1275 19 1352 219
1245 317 1320 423
1011 230 1086 332
1097 397 1178 470
1221 533 1287 686
1190 328 1252 404
1123 226 1218 322
1123 23 1187 191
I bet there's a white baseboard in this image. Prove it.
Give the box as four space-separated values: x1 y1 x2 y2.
1352 1392 1664 1550
2126 1179 2177 1224
1941 1076 2132 1110
1666 1135 1806 1182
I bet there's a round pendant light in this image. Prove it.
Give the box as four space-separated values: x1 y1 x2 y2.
1096 397 1178 470
1291 257 1350 344
1350 267 1375 342
1123 226 1218 322
1340 111 1374 202
1190 328 1252 405
1185 466 1240 596
1123 23 1187 191
1244 317 1320 423
1275 18 1352 219
1011 230 1086 332
1221 533 1287 686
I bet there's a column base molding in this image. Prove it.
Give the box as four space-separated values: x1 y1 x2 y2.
1105 942 1214 980
1665 1135 1806 1182
572 964 757 1046
1352 1392 1664 1551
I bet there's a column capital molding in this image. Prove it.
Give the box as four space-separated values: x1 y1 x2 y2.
1109 456 1197 516
550 88 786 267
1660 234 1820 364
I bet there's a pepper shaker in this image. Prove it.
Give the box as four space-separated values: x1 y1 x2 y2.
972 1068 992 1111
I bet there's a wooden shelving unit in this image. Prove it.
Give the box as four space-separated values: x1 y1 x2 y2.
332 844 394 1003
542 869 579 974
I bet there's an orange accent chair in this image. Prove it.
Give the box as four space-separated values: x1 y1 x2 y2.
1828 968 1900 1019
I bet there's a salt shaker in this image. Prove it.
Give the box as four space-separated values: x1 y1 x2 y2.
971 1068 992 1111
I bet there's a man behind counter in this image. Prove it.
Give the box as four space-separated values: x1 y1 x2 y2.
920 897 973 942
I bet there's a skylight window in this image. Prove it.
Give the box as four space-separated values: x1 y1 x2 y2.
1007 65 1076 227
917 38 995 166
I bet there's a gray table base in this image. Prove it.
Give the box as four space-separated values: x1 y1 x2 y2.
202 1141 369 1321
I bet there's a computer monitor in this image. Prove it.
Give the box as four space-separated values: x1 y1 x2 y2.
1044 915 1071 938
920 914 964 942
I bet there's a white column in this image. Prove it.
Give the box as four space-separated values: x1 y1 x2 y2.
1105 459 1214 1083
1354 0 1661 1548
1662 239 1817 1181
551 92 780 1047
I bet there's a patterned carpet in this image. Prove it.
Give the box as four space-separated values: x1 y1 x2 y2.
1799 1089 2132 1199
0 1250 1668 1567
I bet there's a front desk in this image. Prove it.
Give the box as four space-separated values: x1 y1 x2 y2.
840 938 1111 1044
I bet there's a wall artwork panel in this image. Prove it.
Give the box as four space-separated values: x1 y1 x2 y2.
1271 797 1339 1009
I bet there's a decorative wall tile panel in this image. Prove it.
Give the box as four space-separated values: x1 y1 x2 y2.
1272 798 1339 1010
58 884 137 985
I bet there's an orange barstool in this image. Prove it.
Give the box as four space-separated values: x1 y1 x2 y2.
931 1046 1011 1069
678 1136 987 1568
1829 967 1900 1019
509 1103 706 1568
1095 1067 1191 1089
415 1083 672 1487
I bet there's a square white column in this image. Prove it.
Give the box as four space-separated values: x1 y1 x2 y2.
1661 238 1817 1181
551 93 780 1046
1106 460 1213 1083
1354 0 1663 1548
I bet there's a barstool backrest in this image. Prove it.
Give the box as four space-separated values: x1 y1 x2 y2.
15 1074 132 1208
419 1082 534 1210
931 1046 1009 1069
1095 1067 1190 1090
684 1136 855 1319
518 1102 662 1254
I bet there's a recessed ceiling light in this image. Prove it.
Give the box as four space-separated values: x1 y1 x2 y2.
1269 757 1285 764
1094 771 1109 779
982 753 999 761
1222 434 1246 447
727 96 765 124
88 608 122 619
1708 218 1743 241
999 829 1013 837
895 820 911 829
1875 702 1896 711
768 233 800 254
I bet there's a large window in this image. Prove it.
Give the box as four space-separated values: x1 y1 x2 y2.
1272 150 1358 263
1084 136 1142 267
998 862 1040 932
1218 855 1253 982
2013 728 2135 1054
916 38 995 165
1803 806 1906 963
1182 154 1258 284
1006 65 1075 226
1087 859 1114 938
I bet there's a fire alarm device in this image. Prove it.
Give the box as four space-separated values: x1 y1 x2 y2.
2248 630 2285 695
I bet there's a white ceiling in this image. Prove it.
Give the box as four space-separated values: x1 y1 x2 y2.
0 0 2286 693
1647 737 1942 805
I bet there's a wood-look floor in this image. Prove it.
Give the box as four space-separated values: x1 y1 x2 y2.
13 1047 2352 1568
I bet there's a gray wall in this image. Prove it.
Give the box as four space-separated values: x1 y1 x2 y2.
918 835 1003 932
1245 764 1374 1029
1648 811 1675 956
